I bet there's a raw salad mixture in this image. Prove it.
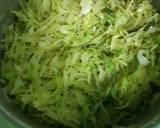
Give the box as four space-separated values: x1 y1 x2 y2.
1 0 160 128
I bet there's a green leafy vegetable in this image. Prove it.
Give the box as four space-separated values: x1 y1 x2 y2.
1 0 160 128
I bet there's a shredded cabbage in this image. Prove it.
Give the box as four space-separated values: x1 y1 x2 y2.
1 0 160 128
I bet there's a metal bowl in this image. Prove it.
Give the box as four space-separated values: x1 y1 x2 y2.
0 0 160 128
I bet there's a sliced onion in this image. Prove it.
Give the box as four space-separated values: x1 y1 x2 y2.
148 26 157 34
80 0 92 16
137 50 150 66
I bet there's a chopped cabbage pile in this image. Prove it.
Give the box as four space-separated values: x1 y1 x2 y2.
1 0 160 127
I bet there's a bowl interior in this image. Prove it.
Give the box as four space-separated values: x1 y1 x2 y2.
0 0 160 128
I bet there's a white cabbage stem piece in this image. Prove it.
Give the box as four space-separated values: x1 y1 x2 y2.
137 50 150 66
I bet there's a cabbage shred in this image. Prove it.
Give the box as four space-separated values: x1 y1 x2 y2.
1 0 160 128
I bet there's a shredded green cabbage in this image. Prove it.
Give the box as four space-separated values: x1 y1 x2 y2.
1 0 160 128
